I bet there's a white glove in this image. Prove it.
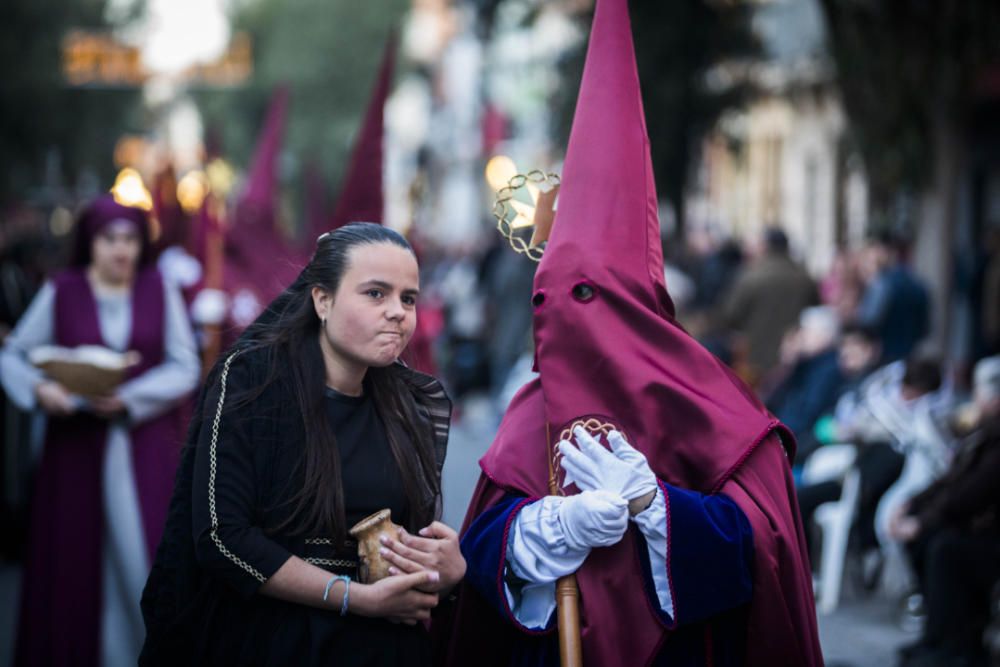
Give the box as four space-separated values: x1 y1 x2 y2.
558 427 658 502
558 489 629 552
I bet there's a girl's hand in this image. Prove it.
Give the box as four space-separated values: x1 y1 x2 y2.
887 502 920 543
89 394 127 420
379 522 466 594
351 570 440 625
35 381 76 417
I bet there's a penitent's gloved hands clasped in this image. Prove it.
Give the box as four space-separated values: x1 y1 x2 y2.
558 426 658 503
556 489 629 552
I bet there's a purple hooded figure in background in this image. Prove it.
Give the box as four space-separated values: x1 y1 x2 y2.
0 194 200 666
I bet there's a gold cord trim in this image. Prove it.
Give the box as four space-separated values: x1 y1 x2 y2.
208 351 266 583
304 537 357 547
554 418 626 491
305 557 358 569
557 418 622 444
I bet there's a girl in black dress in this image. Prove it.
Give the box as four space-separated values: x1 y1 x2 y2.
140 223 465 666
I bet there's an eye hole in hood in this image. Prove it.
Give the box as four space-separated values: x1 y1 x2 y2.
571 281 596 303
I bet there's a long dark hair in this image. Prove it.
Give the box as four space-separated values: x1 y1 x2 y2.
217 223 440 545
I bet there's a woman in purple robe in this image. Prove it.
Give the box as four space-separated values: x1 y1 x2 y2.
0 194 200 666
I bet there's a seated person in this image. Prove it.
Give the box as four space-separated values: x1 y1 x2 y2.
794 323 883 466
891 356 1000 667
798 355 952 567
763 306 845 457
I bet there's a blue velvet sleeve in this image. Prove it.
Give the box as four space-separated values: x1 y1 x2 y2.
460 494 555 635
636 480 754 629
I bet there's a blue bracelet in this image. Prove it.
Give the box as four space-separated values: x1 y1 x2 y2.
322 574 352 616
339 576 351 617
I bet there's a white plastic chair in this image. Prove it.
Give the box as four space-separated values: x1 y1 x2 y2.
802 444 860 614
801 444 857 486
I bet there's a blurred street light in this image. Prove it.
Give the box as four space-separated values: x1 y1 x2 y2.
177 170 209 214
111 167 154 211
205 159 236 198
485 154 518 191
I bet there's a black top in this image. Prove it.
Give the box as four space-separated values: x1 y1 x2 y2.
327 386 409 532
139 347 452 667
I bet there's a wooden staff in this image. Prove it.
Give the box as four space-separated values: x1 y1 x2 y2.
547 424 583 667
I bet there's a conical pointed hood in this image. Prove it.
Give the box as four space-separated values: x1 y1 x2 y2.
328 33 396 231
535 0 670 316
303 156 329 245
238 84 290 229
228 84 307 327
486 0 780 500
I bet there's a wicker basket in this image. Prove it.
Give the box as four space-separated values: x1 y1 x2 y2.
29 346 139 397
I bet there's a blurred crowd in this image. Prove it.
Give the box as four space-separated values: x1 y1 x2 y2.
672 226 1000 667
2 192 1000 666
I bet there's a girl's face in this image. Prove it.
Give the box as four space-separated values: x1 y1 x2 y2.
315 242 419 370
91 220 142 285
